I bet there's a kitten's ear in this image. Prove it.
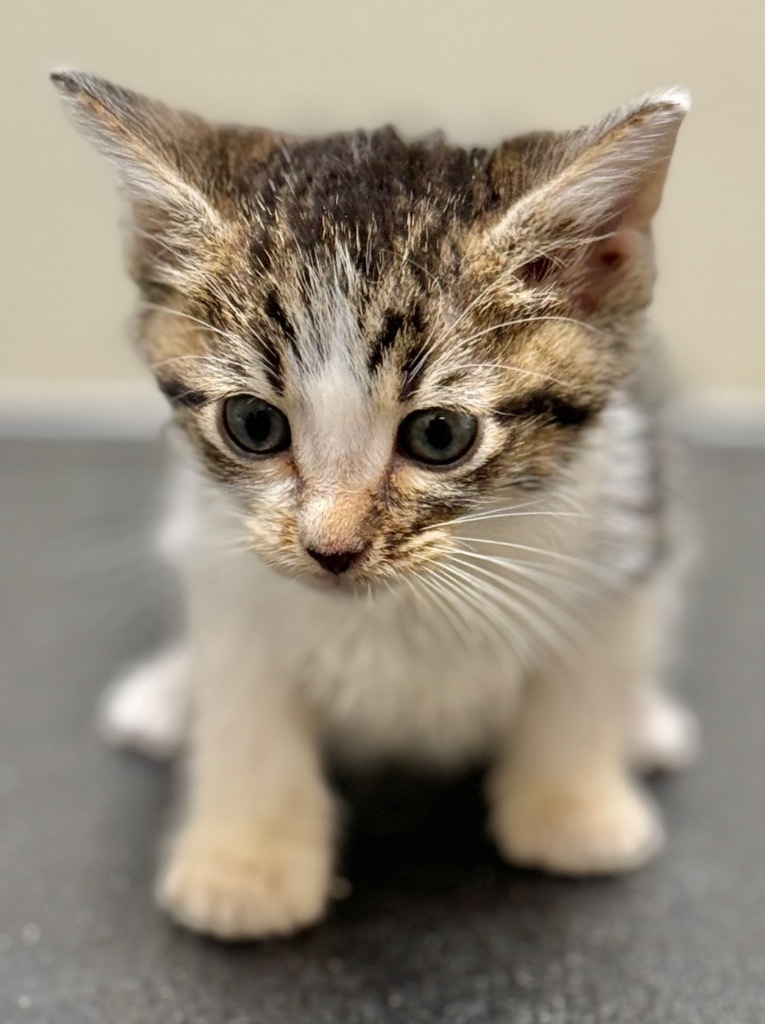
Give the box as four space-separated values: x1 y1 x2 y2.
51 70 283 292
51 69 221 229
486 88 690 313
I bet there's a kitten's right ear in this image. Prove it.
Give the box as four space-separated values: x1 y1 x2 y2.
51 69 221 230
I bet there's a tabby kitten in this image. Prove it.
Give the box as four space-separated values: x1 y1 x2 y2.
53 71 696 940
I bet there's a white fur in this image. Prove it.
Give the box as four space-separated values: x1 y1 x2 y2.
100 645 189 759
631 687 699 773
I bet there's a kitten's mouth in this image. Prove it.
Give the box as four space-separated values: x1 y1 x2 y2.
300 555 401 596
302 572 373 595
254 536 430 594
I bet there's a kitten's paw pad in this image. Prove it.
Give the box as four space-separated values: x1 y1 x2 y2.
157 825 333 940
632 695 699 774
98 648 189 760
491 779 663 876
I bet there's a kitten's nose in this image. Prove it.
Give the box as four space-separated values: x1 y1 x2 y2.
305 546 367 575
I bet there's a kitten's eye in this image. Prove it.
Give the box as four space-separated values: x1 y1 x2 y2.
397 408 478 466
222 395 291 455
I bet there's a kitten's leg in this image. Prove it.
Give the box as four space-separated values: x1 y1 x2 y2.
157 652 335 941
630 684 698 774
488 580 668 876
99 644 190 759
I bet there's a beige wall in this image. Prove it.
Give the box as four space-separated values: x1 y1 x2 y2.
2 0 763 397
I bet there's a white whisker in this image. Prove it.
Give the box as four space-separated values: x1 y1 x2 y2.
448 314 605 355
426 562 522 664
435 560 540 668
411 570 474 652
443 555 582 659
142 302 246 347
451 535 609 578
449 546 602 602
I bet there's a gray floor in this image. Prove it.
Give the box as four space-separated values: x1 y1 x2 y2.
1 439 763 1024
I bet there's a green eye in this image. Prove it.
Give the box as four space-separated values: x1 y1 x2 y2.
397 408 478 466
222 395 291 455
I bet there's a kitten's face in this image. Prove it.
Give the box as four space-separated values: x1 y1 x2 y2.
144 233 607 589
53 73 687 588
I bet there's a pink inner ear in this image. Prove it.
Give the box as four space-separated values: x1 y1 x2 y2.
515 225 650 313
513 157 669 308
569 226 650 314
566 156 669 313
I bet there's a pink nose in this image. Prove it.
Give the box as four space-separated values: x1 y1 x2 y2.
305 546 367 575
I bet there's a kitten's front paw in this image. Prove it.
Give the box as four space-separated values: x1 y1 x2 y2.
490 774 663 876
157 820 333 940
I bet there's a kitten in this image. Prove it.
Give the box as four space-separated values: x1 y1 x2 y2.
53 71 697 940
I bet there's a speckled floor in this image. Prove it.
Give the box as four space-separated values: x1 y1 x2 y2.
1 439 763 1024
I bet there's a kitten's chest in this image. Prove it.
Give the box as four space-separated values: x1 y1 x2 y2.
299 602 525 766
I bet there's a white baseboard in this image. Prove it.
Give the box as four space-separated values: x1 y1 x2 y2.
1 380 765 446
670 391 765 447
0 381 167 439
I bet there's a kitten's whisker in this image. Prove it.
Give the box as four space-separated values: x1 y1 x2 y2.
435 560 541 667
142 302 246 347
413 570 476 653
451 535 608 577
413 254 566 368
427 270 516 354
411 571 470 652
450 509 586 526
424 560 492 642
449 546 603 601
444 555 583 658
419 497 549 533
421 506 576 535
441 361 578 390
147 352 232 371
402 260 526 377
446 314 605 354
426 563 520 663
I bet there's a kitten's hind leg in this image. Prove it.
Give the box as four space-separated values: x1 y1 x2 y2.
630 685 698 774
99 644 190 759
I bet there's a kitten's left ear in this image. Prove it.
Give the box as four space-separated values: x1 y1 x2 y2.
486 88 690 313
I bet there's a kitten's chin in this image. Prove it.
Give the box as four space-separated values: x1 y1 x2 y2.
296 569 394 598
261 557 398 598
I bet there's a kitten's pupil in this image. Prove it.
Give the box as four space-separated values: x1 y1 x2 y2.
246 409 273 444
426 415 453 451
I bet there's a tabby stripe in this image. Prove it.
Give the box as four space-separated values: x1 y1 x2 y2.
257 336 286 394
369 311 405 373
496 390 593 428
265 291 302 363
157 378 210 408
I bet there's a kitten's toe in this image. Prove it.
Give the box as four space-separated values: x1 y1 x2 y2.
631 691 699 774
98 647 189 759
157 821 333 941
490 775 663 876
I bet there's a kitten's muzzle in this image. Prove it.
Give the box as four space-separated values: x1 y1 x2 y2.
305 545 369 575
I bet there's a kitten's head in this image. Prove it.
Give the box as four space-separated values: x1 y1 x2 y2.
53 71 687 589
